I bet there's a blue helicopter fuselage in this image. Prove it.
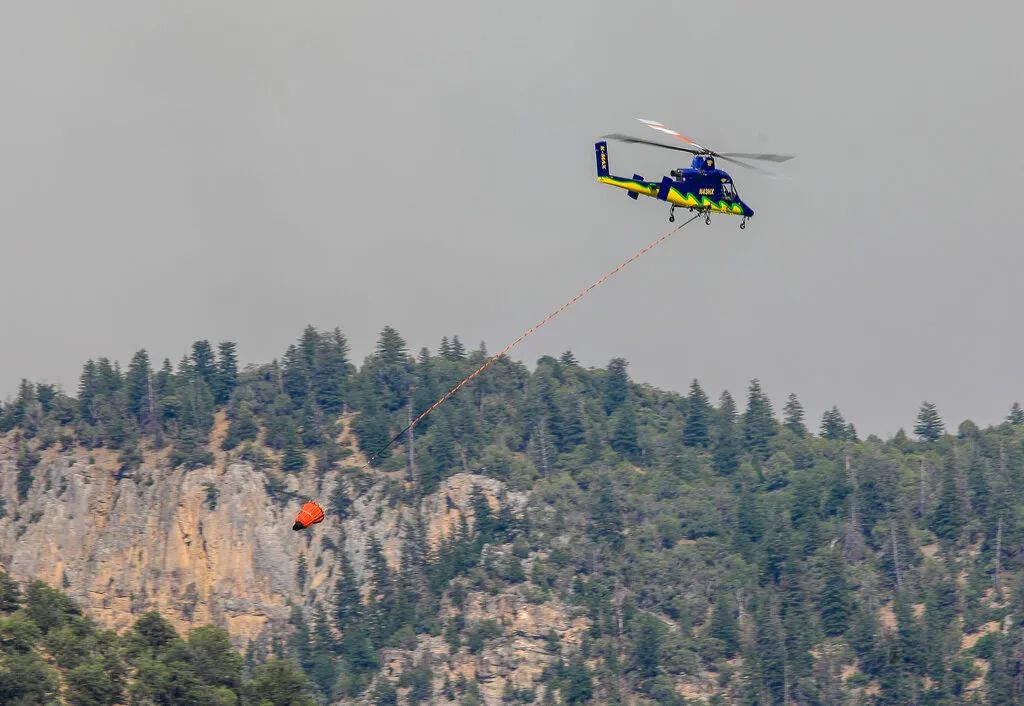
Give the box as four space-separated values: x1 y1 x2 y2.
595 141 754 218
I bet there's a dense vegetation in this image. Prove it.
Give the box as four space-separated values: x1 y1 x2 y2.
0 572 315 705
3 325 1024 704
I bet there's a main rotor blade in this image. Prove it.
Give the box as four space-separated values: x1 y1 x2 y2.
634 117 795 164
602 133 701 155
636 118 709 152
717 154 773 174
720 152 795 163
716 154 784 177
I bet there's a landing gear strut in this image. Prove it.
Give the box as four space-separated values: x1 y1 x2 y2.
740 218 747 230
704 211 711 226
668 205 676 223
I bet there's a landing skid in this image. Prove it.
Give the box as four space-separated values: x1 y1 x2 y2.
668 206 748 230
668 205 711 225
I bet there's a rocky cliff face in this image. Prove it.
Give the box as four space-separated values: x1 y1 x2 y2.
0 444 322 643
0 430 586 704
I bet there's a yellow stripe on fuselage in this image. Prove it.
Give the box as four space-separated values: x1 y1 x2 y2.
598 177 745 216
598 176 659 198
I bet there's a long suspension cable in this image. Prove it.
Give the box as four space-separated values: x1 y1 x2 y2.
365 213 702 466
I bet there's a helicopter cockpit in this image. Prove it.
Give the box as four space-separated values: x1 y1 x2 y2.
722 181 737 200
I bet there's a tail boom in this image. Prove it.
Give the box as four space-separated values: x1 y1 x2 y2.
596 140 659 199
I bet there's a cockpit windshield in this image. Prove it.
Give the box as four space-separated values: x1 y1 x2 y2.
722 182 737 199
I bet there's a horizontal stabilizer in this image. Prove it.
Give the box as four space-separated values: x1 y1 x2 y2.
628 174 644 198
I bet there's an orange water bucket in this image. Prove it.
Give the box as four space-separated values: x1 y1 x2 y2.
292 501 325 531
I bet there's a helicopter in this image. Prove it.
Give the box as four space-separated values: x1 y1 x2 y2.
596 119 794 228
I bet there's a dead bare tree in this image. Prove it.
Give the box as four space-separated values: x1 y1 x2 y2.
995 515 1004 598
405 398 416 484
890 521 903 590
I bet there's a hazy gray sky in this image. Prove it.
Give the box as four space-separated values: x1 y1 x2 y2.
2 1 1021 435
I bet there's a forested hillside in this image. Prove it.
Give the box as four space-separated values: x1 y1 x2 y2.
2 325 1024 705
0 575 313 705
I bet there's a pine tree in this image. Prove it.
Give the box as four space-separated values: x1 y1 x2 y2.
753 600 787 704
820 406 848 440
718 390 737 424
590 474 624 551
339 624 379 675
353 406 392 466
191 341 217 387
559 350 579 366
376 326 407 366
77 361 99 422
281 424 308 472
610 402 641 461
965 450 990 518
562 655 594 704
894 590 926 674
373 327 412 412
553 392 584 452
449 335 466 360
470 486 496 543
10 380 35 429
1007 402 1024 425
299 400 323 448
372 678 398 705
334 551 362 633
263 395 295 450
281 344 311 403
736 486 763 544
306 607 339 693
315 329 350 414
713 431 742 476
222 401 258 450
819 551 853 636
709 595 739 658
876 644 914 705
780 572 814 681
922 572 959 682
365 535 394 643
783 393 806 436
743 379 776 459
914 401 944 442
631 614 664 679
683 379 712 448
214 342 239 405
603 358 630 415
930 456 964 544
170 427 213 469
118 435 144 476
178 377 215 434
124 350 154 428
713 391 741 475
422 415 456 493
848 601 885 676
0 571 22 612
412 348 438 423
986 633 1016 704
155 358 174 400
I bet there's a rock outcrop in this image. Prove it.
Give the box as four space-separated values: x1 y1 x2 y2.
0 436 582 704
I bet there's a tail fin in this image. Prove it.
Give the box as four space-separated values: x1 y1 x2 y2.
595 141 610 178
